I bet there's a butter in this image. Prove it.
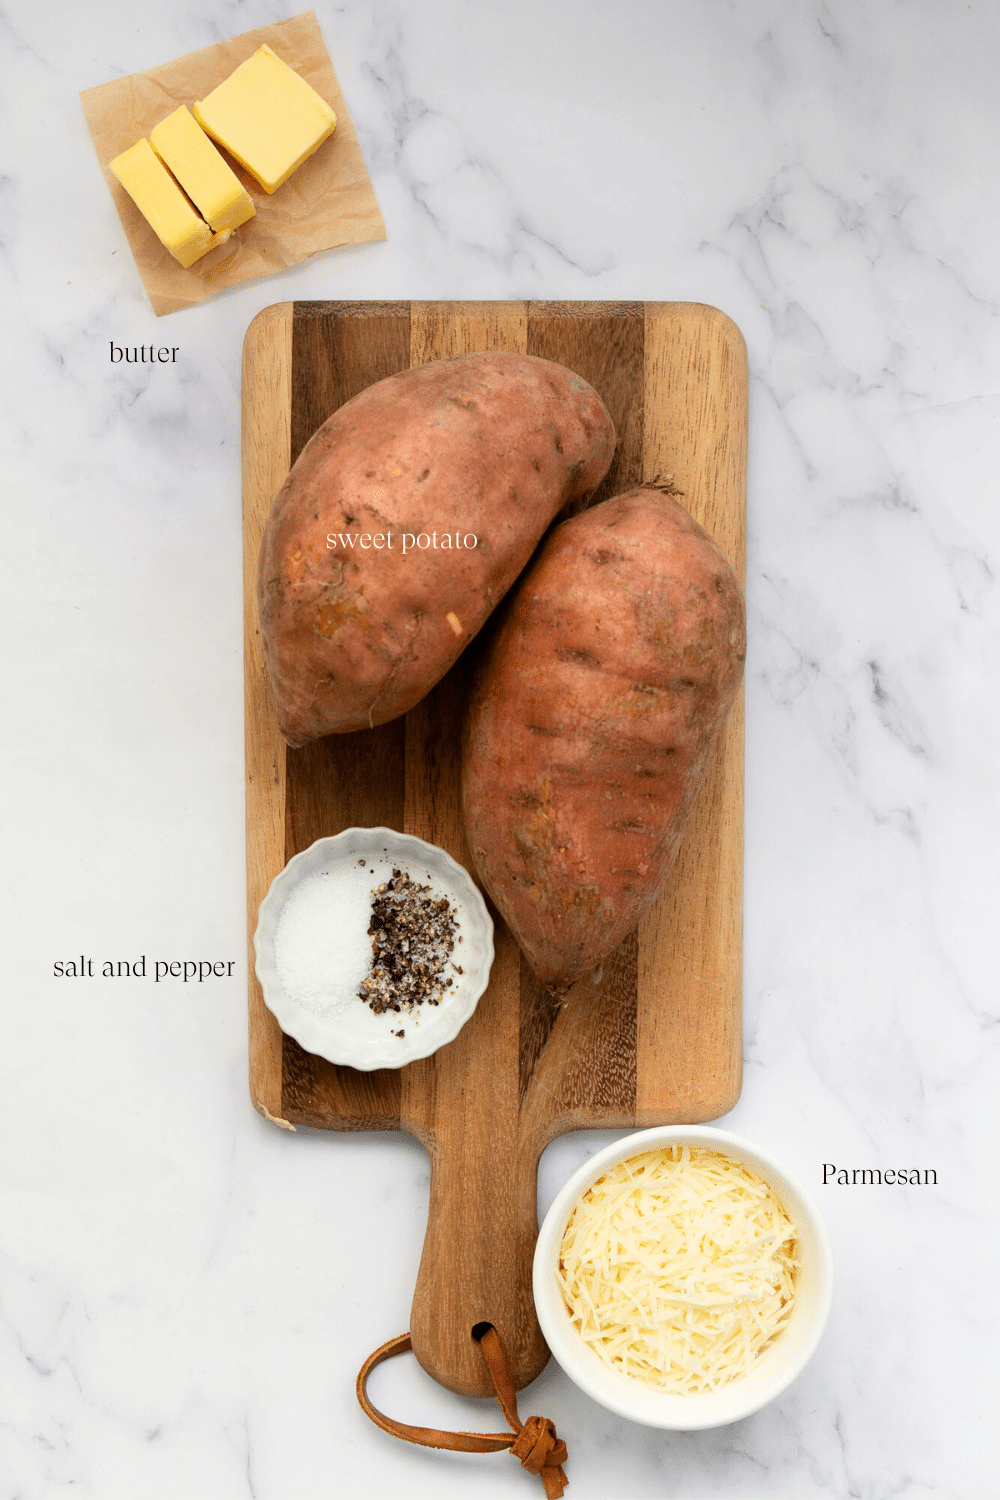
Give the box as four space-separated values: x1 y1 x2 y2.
149 106 255 234
109 139 231 268
193 44 337 195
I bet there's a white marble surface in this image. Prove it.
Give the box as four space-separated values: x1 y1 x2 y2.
2 1 998 1495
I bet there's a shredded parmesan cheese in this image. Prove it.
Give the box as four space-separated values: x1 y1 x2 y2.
557 1146 798 1395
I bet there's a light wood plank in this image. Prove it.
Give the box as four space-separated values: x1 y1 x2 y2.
242 302 294 1127
636 304 747 1121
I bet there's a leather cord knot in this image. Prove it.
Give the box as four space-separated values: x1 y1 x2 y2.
357 1328 569 1497
510 1414 569 1494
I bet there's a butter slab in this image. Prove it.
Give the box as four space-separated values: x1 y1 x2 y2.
109 138 227 268
150 106 256 234
193 44 337 195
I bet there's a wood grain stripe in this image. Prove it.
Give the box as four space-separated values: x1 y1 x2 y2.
521 302 645 1123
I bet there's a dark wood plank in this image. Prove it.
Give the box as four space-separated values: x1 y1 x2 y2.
517 301 646 1132
281 1037 402 1131
527 301 645 507
289 301 411 462
284 721 406 863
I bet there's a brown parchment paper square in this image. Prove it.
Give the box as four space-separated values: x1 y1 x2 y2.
80 12 386 316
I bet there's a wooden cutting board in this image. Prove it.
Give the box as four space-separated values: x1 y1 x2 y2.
242 301 747 1398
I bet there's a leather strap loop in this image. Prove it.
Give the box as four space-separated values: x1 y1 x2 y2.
357 1329 569 1497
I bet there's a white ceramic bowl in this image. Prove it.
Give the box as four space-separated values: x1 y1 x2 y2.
254 827 494 1070
533 1125 833 1429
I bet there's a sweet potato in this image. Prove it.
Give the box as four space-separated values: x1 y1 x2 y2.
257 351 615 745
461 485 745 991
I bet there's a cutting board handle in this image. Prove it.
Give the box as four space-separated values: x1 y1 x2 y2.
408 1122 550 1397
402 922 551 1397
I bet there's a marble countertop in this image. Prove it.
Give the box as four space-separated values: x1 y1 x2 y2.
3 2 997 1495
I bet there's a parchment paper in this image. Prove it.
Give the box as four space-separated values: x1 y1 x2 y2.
80 12 386 316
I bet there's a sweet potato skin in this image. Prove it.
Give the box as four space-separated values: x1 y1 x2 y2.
461 486 746 990
257 352 615 745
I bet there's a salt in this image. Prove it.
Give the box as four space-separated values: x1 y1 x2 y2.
273 865 374 1018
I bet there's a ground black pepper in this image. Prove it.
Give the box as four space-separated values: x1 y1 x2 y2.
358 868 459 1018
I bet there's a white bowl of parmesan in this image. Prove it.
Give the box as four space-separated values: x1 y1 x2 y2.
533 1126 833 1428
254 828 494 1070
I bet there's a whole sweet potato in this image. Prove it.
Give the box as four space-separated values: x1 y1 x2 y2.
461 485 745 991
257 351 615 745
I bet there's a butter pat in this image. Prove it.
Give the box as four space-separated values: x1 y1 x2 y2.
150 106 255 233
109 139 226 268
193 44 337 194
